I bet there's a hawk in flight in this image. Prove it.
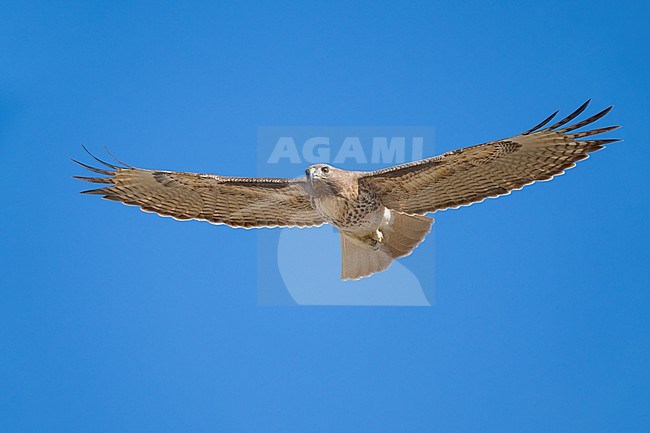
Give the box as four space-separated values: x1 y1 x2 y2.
74 101 619 280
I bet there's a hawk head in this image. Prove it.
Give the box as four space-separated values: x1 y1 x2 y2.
304 164 350 196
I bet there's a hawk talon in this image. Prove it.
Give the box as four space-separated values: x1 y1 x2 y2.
368 238 380 251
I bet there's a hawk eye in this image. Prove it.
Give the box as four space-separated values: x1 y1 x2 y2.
321 166 330 174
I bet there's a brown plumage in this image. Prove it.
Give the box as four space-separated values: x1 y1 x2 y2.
73 100 619 279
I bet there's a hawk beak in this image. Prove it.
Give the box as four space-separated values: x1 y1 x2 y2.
306 167 316 180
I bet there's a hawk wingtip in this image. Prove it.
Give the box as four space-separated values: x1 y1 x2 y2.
523 109 559 134
103 145 133 168
80 188 107 195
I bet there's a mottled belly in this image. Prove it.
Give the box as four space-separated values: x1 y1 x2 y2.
313 195 383 231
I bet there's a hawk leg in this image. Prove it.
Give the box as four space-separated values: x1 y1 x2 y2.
362 229 384 251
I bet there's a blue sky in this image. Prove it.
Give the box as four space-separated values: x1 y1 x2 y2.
1 1 649 431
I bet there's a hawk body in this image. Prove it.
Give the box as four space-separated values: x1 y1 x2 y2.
74 101 619 280
306 165 381 230
302 164 433 278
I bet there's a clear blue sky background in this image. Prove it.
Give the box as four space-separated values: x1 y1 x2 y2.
1 1 649 432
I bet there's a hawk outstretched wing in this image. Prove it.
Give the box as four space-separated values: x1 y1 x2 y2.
73 150 324 228
361 100 619 214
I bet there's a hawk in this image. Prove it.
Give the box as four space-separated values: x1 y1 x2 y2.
74 101 619 280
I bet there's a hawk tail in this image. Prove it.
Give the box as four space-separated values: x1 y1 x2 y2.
340 211 433 280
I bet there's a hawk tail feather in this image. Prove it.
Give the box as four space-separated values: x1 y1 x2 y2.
340 212 433 280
